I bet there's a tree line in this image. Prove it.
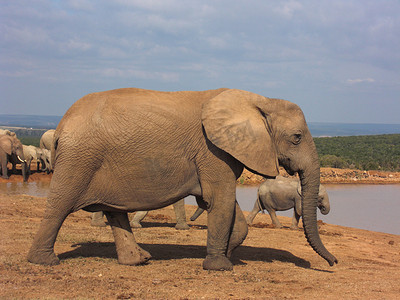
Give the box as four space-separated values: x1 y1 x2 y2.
314 134 400 171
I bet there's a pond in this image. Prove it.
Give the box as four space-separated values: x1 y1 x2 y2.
1 181 399 235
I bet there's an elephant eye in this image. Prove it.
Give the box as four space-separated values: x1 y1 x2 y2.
291 133 302 145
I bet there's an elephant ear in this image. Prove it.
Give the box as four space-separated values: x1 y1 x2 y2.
1 137 12 155
202 89 279 177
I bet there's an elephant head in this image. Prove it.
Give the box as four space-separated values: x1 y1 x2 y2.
0 134 28 181
297 182 330 215
317 185 330 215
202 89 337 266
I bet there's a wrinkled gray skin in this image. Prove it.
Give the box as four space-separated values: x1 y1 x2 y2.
0 133 28 181
246 176 330 229
27 88 337 270
91 199 190 230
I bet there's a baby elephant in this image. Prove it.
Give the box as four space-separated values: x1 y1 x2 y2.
246 176 330 229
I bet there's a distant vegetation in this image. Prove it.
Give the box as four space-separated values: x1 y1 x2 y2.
2 121 400 172
314 134 400 171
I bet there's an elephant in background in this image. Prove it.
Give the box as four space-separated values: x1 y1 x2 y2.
0 133 28 181
91 199 190 230
28 88 337 271
40 129 55 150
0 129 14 136
23 145 41 174
246 176 330 229
36 148 52 173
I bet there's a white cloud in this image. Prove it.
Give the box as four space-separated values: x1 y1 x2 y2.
273 1 303 18
347 78 375 84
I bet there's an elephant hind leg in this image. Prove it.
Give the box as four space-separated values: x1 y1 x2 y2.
226 201 248 258
105 212 151 265
27 207 70 265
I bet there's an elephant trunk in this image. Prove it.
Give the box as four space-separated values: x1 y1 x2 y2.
21 160 28 182
299 167 337 266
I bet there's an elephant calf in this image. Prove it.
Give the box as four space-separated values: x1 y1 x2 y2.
246 176 330 229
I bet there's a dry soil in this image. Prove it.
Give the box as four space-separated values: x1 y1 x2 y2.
1 170 400 299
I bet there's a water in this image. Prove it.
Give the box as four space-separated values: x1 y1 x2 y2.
2 181 399 235
186 185 400 235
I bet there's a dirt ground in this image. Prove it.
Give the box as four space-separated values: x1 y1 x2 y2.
1 170 400 299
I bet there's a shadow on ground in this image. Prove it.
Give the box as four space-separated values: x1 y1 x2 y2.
58 242 311 269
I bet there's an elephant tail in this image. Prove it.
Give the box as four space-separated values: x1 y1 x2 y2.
190 207 205 221
50 131 59 170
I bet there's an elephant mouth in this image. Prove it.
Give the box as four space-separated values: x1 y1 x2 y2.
318 205 329 215
279 159 296 176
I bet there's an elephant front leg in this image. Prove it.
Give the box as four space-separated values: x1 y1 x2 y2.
0 153 9 179
202 193 236 271
104 212 151 265
267 209 283 228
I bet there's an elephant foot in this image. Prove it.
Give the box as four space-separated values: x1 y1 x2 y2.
27 248 60 265
117 246 151 266
91 219 107 227
1 175 9 180
203 255 233 271
175 222 190 230
130 221 142 228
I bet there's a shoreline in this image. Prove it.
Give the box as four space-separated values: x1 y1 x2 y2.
1 167 400 185
237 167 400 185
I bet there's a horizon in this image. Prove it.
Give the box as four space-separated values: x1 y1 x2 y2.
1 113 400 126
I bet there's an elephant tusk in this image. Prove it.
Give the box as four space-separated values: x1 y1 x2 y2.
17 155 26 163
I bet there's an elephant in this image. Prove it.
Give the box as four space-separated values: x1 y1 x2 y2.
23 145 41 174
39 129 55 150
27 88 337 271
246 176 330 229
0 129 14 136
0 133 28 181
91 199 190 230
36 148 52 173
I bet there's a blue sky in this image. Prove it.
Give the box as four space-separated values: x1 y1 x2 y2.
1 0 399 123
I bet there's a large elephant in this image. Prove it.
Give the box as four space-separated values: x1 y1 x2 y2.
246 176 330 229
91 199 191 230
27 88 337 270
0 133 28 181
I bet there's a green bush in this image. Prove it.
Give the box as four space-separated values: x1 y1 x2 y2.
314 134 400 171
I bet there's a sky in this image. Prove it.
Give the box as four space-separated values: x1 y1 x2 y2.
1 0 399 124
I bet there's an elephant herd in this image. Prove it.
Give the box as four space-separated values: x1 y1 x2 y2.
0 128 54 181
20 87 336 271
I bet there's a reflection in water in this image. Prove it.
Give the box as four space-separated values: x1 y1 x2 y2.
1 181 399 235
0 181 50 198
